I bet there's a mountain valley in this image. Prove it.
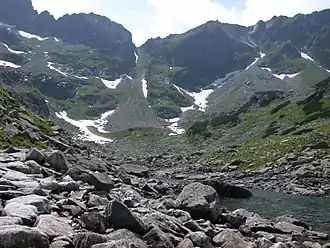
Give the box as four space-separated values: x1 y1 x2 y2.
0 1 329 247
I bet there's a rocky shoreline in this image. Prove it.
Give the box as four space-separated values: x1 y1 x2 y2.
0 146 329 248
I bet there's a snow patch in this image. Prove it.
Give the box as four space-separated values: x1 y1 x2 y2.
300 52 315 62
261 67 272 72
54 37 60 42
166 118 185 136
75 75 88 80
0 60 21 68
101 77 122 89
142 78 148 98
1 43 25 54
47 62 68 76
246 52 265 70
173 84 213 112
55 110 115 144
45 99 49 103
134 52 139 63
273 72 301 80
181 106 194 113
18 30 48 41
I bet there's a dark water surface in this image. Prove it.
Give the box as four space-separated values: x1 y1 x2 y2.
220 190 330 234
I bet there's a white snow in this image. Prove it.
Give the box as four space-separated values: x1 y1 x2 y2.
173 84 214 112
0 60 21 68
142 78 148 98
1 43 25 54
100 75 132 89
45 99 49 103
326 69 330 73
134 52 139 63
75 75 88 80
246 52 266 70
18 30 48 41
245 58 259 70
300 52 315 62
261 67 272 72
181 106 194 113
54 37 60 42
273 72 301 80
55 110 116 144
166 118 185 135
47 62 68 76
101 77 122 89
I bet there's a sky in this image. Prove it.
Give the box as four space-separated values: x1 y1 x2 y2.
32 0 330 46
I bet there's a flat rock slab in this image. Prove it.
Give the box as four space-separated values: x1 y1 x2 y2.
35 215 74 239
121 164 149 177
6 194 51 214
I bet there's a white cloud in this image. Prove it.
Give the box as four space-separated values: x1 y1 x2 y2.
145 0 330 41
242 0 330 25
32 0 103 18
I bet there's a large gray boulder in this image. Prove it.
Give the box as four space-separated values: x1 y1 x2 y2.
4 202 38 226
26 148 46 165
0 217 23 226
73 232 108 248
0 225 49 248
6 195 51 214
143 226 174 248
121 164 149 177
213 229 254 248
175 182 221 223
35 215 74 239
203 179 252 198
87 172 114 192
186 231 214 248
46 151 69 173
80 212 107 234
105 200 146 235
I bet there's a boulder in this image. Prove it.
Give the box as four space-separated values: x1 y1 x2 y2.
143 226 174 248
203 179 252 198
4 202 38 226
107 229 138 241
26 148 46 165
35 215 74 239
121 164 149 177
87 172 114 191
80 212 107 234
6 195 51 214
177 239 195 248
105 200 146 235
175 182 221 223
91 239 148 248
186 231 214 248
274 221 305 234
0 216 23 226
73 232 108 248
213 229 254 248
0 225 49 248
46 151 69 173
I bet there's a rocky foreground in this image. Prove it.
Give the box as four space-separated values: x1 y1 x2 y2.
0 146 329 248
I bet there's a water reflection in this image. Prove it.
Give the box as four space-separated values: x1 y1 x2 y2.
220 190 330 233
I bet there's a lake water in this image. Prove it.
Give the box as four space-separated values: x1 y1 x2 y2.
220 190 330 234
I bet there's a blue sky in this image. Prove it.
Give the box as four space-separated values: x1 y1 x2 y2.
32 0 330 46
